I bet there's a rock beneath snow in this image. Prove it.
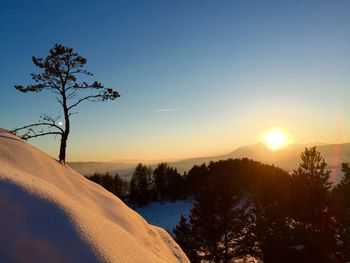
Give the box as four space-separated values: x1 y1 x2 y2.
0 129 189 263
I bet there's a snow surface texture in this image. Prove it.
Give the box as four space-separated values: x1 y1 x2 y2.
0 129 189 263
136 200 194 235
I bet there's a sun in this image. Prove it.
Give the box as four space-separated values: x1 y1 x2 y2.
265 129 286 150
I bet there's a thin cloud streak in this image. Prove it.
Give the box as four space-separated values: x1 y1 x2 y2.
154 108 186 112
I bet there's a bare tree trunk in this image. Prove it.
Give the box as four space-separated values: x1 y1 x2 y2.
59 90 70 163
58 133 67 163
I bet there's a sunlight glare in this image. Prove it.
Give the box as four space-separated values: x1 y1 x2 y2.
265 129 286 150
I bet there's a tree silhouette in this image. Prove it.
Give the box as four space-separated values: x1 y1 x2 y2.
153 163 185 202
333 163 350 261
173 215 199 262
129 164 153 207
86 172 128 200
13 44 119 163
153 163 170 201
290 147 335 262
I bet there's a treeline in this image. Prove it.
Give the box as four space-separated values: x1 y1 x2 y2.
86 172 129 200
85 161 231 206
85 162 187 206
173 147 350 263
129 163 186 206
85 147 350 262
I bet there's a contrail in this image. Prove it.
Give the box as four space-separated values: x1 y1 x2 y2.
154 108 185 112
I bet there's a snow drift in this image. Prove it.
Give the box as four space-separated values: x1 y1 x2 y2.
0 129 189 263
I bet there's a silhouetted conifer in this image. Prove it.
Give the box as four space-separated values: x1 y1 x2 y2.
173 216 199 262
153 163 170 201
86 172 128 200
129 164 153 207
184 163 209 196
167 168 185 202
177 162 251 262
290 147 335 263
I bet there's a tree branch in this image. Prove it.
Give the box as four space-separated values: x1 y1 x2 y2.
56 97 63 106
13 121 63 134
66 91 77 100
68 94 101 110
21 131 62 140
68 111 79 117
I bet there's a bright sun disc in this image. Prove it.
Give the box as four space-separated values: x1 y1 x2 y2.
265 130 286 150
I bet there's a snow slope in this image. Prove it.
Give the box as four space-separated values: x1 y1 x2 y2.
0 129 189 263
135 200 194 235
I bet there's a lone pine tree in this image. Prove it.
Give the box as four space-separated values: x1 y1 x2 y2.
13 44 119 163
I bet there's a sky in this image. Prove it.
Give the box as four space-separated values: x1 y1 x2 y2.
0 0 349 162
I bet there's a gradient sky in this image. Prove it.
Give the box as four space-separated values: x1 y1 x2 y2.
1 0 349 162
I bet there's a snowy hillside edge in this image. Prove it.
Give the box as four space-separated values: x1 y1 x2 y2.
0 129 189 263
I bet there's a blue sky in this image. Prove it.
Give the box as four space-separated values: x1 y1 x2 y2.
1 0 349 161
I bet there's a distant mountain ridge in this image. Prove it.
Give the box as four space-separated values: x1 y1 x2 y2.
68 142 350 182
67 161 135 179
172 142 350 173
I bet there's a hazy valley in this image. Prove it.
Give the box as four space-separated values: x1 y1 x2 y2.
69 142 350 182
